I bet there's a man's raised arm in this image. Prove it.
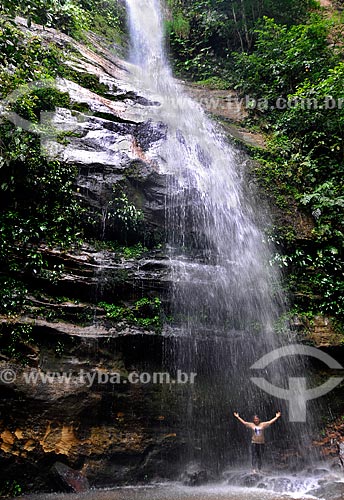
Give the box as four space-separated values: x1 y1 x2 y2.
233 412 253 427
261 412 281 428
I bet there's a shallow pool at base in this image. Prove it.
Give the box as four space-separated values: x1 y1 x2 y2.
18 467 344 500
17 484 307 500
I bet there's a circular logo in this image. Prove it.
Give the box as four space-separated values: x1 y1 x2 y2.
0 368 17 384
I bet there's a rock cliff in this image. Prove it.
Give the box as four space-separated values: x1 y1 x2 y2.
0 18 183 493
0 16 343 496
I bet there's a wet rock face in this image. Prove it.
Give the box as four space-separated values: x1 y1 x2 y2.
47 81 169 243
14 16 170 245
0 19 179 495
0 334 188 492
35 243 171 303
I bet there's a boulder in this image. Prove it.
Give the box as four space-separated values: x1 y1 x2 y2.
182 462 215 486
310 482 344 500
50 462 89 492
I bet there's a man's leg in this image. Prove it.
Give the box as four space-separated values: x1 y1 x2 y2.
257 444 264 471
251 444 258 471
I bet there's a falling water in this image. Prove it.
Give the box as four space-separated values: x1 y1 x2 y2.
125 0 321 474
126 0 282 330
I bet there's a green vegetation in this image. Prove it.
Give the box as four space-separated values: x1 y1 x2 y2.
231 15 344 322
0 278 28 316
120 242 148 259
195 76 230 89
168 1 344 324
0 24 81 341
1 0 126 41
166 0 316 79
85 189 145 245
0 480 23 498
90 240 149 259
0 0 128 357
0 18 82 300
62 71 112 97
0 276 32 364
109 190 144 233
0 279 32 364
99 297 164 332
231 15 338 101
0 322 34 364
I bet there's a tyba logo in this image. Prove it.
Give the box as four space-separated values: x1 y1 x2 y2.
250 344 344 422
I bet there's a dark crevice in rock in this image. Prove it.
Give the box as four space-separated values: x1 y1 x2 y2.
91 111 139 124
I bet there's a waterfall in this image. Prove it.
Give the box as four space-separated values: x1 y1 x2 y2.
125 0 317 472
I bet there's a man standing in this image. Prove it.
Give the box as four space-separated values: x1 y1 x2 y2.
233 411 281 472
